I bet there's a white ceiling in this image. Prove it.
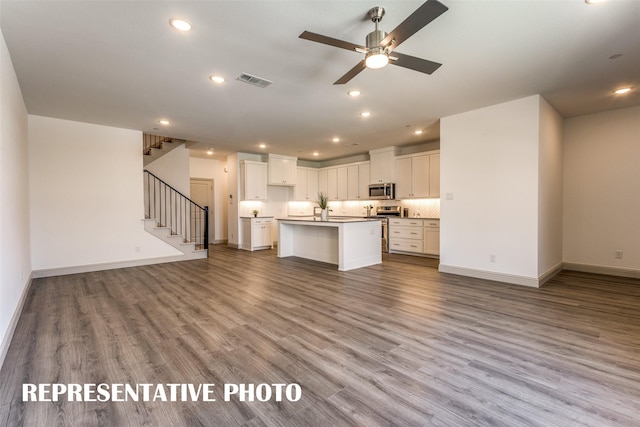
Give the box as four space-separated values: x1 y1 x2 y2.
1 0 639 161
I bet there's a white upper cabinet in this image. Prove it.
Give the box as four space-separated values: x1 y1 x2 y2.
395 151 440 199
337 166 348 200
240 160 268 201
294 167 319 201
268 154 297 186
369 147 397 184
347 162 370 200
327 167 339 200
429 154 440 198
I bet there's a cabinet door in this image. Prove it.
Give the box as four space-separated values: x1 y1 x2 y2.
369 150 395 184
243 162 267 200
318 169 328 197
358 163 370 200
429 154 440 198
327 168 339 200
337 166 348 200
268 155 297 186
395 157 412 199
307 169 319 201
294 168 307 201
251 219 272 249
347 165 359 200
411 155 431 198
424 229 440 255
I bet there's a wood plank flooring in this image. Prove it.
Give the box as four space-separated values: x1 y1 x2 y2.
1 246 640 426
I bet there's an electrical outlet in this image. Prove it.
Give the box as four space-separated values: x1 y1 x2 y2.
615 250 623 259
135 246 141 253
489 254 497 263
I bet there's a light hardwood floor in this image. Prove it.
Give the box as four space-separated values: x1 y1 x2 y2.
1 246 640 426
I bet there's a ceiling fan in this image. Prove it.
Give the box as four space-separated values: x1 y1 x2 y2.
299 0 448 85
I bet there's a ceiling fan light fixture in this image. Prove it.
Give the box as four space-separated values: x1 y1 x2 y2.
365 48 389 69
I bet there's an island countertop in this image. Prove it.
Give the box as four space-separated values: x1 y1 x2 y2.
277 216 382 224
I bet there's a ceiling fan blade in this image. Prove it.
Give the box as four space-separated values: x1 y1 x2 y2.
334 60 367 85
381 0 448 50
299 31 365 52
389 52 442 75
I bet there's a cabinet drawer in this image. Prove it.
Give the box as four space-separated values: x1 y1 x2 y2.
389 218 422 227
423 219 440 228
389 239 423 253
253 218 273 225
389 227 422 240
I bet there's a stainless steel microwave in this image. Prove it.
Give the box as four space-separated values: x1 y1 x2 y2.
369 183 395 200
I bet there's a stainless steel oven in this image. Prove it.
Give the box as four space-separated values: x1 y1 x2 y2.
376 206 401 252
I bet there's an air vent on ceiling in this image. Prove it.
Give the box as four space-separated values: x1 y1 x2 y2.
236 73 273 88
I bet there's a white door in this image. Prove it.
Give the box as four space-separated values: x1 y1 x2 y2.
190 179 214 244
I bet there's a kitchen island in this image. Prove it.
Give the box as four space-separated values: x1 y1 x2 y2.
277 217 382 271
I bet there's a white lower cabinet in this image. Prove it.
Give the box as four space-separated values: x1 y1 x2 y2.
389 218 440 256
240 217 273 251
423 219 440 255
389 218 423 254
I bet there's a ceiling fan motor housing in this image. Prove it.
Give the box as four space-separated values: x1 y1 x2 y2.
366 30 387 49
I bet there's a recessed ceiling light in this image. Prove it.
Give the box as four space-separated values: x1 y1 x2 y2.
259 143 267 149
614 87 632 95
414 130 424 135
206 149 214 156
210 75 225 84
159 119 170 125
332 137 340 143
585 0 606 3
360 111 371 118
348 90 361 97
313 152 319 157
169 18 192 32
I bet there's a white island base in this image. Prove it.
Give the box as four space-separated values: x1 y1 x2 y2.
277 218 382 271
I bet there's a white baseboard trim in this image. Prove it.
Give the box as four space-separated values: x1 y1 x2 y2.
563 262 640 279
0 272 33 372
539 262 564 286
32 255 202 279
438 264 542 287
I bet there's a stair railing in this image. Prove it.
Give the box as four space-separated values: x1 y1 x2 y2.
143 134 172 156
143 170 208 255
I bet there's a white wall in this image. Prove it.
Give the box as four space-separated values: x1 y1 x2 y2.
537 98 564 278
440 95 561 286
189 157 228 242
29 115 181 274
563 105 640 276
145 144 190 196
0 29 32 370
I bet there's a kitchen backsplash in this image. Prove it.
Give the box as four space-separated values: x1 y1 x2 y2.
287 198 440 218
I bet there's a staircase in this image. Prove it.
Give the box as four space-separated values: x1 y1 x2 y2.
143 133 186 166
143 170 208 260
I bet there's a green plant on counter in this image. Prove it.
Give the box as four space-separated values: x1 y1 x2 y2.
252 209 259 217
317 192 328 209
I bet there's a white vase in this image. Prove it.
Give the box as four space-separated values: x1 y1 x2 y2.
320 208 328 221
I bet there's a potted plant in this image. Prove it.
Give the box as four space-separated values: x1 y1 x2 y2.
252 209 259 217
317 192 329 221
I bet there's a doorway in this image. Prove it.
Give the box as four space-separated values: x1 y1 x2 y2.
190 179 214 245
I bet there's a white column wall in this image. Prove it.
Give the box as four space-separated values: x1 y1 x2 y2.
440 95 544 286
0 29 31 369
29 115 181 273
563 106 640 276
537 97 564 279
